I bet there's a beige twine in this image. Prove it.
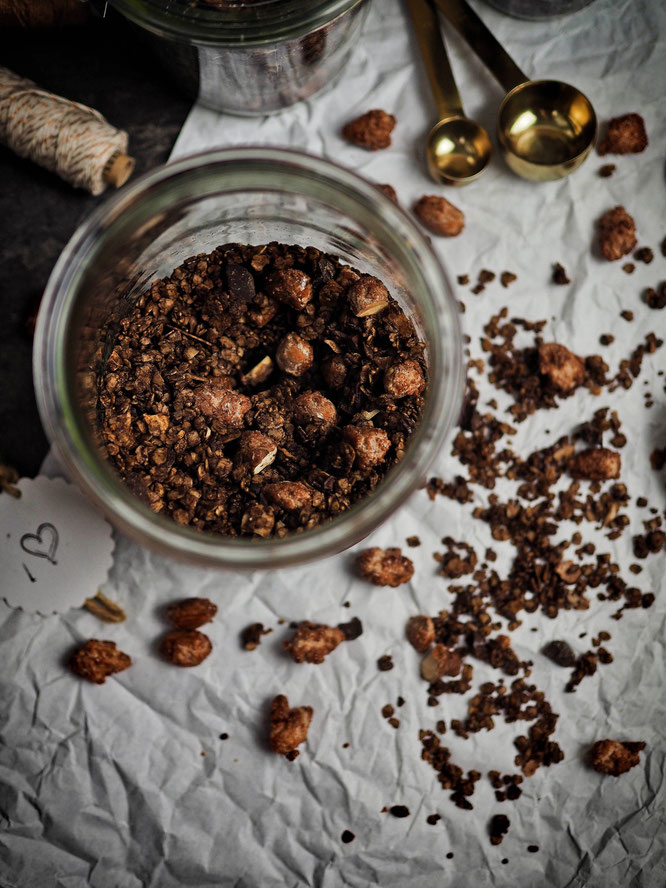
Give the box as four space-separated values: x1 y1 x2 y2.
0 65 129 195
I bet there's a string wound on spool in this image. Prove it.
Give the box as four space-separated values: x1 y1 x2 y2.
0 65 135 195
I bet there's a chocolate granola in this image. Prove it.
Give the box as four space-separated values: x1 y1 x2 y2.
98 242 426 539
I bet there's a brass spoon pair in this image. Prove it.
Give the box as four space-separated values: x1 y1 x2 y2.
408 0 597 184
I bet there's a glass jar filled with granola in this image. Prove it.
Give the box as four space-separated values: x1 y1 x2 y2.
34 147 463 568
100 0 370 115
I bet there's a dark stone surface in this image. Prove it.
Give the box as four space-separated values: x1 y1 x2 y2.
0 11 191 477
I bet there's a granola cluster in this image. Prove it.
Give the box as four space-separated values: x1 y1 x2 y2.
98 242 427 539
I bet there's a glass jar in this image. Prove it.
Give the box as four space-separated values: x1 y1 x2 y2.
480 0 596 20
103 0 371 115
34 147 463 569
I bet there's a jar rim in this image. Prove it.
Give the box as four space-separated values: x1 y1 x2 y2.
107 0 366 46
34 147 463 569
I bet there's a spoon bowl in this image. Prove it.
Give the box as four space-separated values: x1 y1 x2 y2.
498 79 596 181
427 115 493 185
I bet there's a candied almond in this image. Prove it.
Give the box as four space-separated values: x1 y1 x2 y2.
167 597 218 630
590 739 645 776
264 481 312 511
598 206 637 261
275 332 314 376
284 621 346 664
414 195 464 237
163 629 212 667
357 546 414 587
384 360 426 398
542 639 577 667
342 109 396 150
237 430 278 474
193 382 251 430
347 275 390 317
421 644 463 682
70 639 131 684
598 113 648 156
406 615 435 653
293 391 337 425
269 694 313 759
538 343 586 393
265 268 313 311
343 425 391 470
570 448 621 481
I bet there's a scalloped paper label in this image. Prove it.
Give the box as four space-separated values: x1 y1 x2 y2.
0 476 115 614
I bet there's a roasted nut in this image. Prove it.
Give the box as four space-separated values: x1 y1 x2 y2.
554 561 581 584
590 739 646 776
193 382 251 430
322 355 347 388
70 639 132 684
570 448 621 481
414 194 464 237
240 503 275 537
237 430 278 474
542 639 577 667
342 109 396 150
406 615 435 652
293 391 337 425
275 332 314 376
143 412 169 437
598 206 637 261
265 268 313 310
162 629 212 667
264 481 312 510
343 425 391 470
167 597 217 630
384 360 426 398
225 262 256 301
241 356 273 387
269 693 314 759
284 621 346 664
598 113 648 155
421 644 463 682
347 275 390 317
538 343 586 393
357 546 414 587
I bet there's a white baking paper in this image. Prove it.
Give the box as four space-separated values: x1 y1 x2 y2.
1 0 665 885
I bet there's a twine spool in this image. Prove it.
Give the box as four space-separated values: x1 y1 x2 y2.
0 65 135 195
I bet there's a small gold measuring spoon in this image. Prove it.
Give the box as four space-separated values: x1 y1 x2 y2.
433 0 597 181
407 0 492 185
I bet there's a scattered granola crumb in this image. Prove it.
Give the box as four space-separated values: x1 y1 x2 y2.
598 206 637 261
542 640 577 668
357 547 414 587
622 262 635 274
500 271 517 288
599 334 614 346
598 164 616 177
620 309 634 321
551 263 570 285
489 814 511 845
406 535 421 547
377 654 394 671
269 694 313 759
591 739 646 775
338 616 363 640
426 814 441 825
389 805 410 818
414 194 465 237
342 109 396 150
457 274 470 286
644 283 666 309
634 246 654 264
241 622 272 651
70 639 132 684
597 113 648 155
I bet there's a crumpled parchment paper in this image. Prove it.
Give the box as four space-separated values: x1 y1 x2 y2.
1 0 665 885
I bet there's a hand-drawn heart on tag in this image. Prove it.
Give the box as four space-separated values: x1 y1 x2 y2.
20 522 59 565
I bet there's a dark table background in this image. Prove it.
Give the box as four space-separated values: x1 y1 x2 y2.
0 10 191 477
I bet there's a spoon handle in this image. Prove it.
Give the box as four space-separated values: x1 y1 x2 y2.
432 0 528 93
407 0 464 120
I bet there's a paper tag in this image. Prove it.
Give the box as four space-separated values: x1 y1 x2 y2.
0 476 115 615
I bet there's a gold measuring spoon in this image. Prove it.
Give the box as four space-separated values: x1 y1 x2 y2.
407 0 492 185
433 0 596 181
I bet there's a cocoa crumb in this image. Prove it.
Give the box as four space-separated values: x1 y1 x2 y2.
241 622 272 651
457 274 470 286
489 814 510 845
342 109 396 150
406 535 421 547
620 309 634 321
426 814 441 825
551 263 570 285
388 805 410 818
590 739 645 776
599 334 614 346
634 246 654 264
341 830 355 843
377 654 394 671
644 283 666 309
